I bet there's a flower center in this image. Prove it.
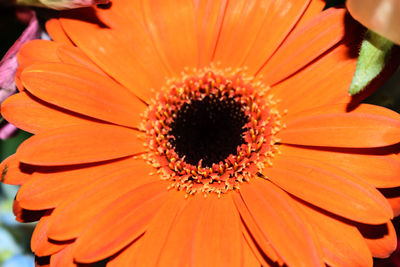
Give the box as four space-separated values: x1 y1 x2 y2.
168 94 248 167
142 67 283 196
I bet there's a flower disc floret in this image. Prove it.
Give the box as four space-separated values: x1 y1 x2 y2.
142 68 283 196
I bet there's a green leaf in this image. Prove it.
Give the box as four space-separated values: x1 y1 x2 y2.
349 30 394 95
0 130 32 161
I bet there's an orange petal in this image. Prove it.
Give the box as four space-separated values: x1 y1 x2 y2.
295 0 326 28
215 0 310 72
297 201 373 267
141 0 198 73
279 103 400 148
93 0 143 31
232 192 282 265
388 196 400 217
280 145 400 188
358 221 397 258
56 44 105 75
264 156 393 224
213 0 275 68
31 212 70 257
31 212 51 252
259 8 347 85
21 62 146 129
15 72 24 91
155 196 207 267
45 18 74 46
17 157 141 210
95 0 174 76
192 195 243 267
73 181 168 263
193 0 228 68
1 92 100 134
17 40 60 70
107 239 140 267
241 228 281 267
239 180 324 267
50 244 77 267
0 154 32 185
272 40 400 115
47 161 157 241
133 192 187 267
270 44 357 115
16 124 145 165
60 8 169 102
243 237 262 267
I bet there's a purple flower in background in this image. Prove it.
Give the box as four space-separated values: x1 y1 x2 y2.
0 9 41 140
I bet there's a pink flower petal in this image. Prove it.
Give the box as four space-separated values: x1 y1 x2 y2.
0 123 18 140
0 10 42 140
0 10 41 93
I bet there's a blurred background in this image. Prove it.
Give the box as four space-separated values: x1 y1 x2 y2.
1 8 43 267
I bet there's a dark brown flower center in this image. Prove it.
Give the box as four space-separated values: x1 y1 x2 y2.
169 94 249 167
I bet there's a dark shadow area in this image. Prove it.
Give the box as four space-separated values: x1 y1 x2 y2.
356 222 389 239
35 255 50 266
374 217 400 267
17 154 134 175
363 52 400 113
97 2 112 10
281 143 400 156
12 199 50 223
380 187 400 199
0 7 26 58
324 0 345 9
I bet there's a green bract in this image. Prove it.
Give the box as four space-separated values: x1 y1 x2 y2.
349 30 394 95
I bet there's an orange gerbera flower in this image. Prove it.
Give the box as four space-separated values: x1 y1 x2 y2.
2 0 400 266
